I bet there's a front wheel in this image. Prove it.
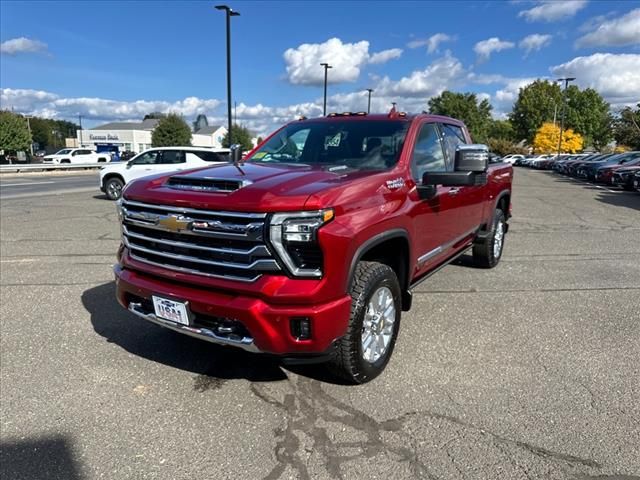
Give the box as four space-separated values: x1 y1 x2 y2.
328 261 401 384
105 177 124 200
473 208 507 268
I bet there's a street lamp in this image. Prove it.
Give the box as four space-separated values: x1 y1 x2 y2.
216 5 240 146
365 88 374 114
24 115 33 155
78 114 83 147
556 77 575 157
320 63 332 116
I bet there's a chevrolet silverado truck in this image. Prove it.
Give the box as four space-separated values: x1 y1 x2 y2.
114 111 513 383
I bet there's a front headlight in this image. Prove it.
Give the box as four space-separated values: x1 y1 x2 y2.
269 209 334 278
115 198 124 221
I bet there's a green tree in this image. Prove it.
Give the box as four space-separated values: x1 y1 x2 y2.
564 87 612 150
613 104 640 150
144 112 167 121
222 123 254 151
151 114 192 147
510 80 563 143
488 119 515 141
428 91 493 143
0 111 32 152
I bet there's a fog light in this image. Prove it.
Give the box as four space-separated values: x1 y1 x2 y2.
290 317 311 340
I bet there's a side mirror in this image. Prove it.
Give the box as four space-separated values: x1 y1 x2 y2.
420 144 490 190
126 161 133 169
230 144 242 164
454 144 489 172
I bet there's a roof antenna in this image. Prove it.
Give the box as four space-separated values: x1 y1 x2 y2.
388 102 398 118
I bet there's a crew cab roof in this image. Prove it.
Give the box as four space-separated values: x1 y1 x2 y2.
295 112 466 128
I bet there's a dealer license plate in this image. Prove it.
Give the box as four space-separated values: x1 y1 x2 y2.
152 296 190 326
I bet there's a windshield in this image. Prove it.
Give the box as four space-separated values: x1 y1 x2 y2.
55 149 72 155
248 120 410 171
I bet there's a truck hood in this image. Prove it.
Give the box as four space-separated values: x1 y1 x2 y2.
123 162 374 211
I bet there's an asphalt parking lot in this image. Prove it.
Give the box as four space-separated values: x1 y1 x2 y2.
1 168 639 480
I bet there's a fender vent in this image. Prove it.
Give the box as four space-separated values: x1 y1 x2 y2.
166 176 251 192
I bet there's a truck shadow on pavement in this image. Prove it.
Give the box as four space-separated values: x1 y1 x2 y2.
0 436 82 480
82 281 290 385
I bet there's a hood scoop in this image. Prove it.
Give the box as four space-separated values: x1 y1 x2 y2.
166 175 252 193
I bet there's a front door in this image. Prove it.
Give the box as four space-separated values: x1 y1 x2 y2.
407 122 460 278
439 123 486 239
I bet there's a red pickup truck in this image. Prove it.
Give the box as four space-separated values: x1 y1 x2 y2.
114 111 513 383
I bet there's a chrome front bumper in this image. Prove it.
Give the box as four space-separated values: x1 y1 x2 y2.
127 302 260 353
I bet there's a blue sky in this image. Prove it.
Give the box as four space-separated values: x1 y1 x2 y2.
1 0 639 133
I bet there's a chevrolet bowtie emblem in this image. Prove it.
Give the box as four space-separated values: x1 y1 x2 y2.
157 214 191 232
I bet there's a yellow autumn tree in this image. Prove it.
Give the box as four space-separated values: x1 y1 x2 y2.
533 122 583 154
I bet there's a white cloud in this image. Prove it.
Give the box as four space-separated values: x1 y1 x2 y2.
369 48 403 64
283 38 371 85
519 33 553 55
0 54 466 136
376 54 464 99
0 88 221 121
551 53 640 108
518 0 588 22
407 33 454 54
575 8 640 48
283 38 402 85
0 37 48 56
473 37 515 62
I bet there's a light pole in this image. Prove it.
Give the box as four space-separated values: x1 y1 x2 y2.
24 115 33 155
366 88 373 114
78 114 83 147
556 77 575 157
216 5 240 147
320 62 332 116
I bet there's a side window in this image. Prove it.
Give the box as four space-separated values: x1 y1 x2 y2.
131 151 159 165
187 150 225 162
411 123 446 182
440 124 467 166
159 150 185 164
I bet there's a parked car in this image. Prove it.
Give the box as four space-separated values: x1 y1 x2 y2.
43 148 111 164
113 111 513 383
612 165 640 190
99 146 230 200
577 152 640 181
566 153 614 177
594 153 640 184
633 171 640 192
502 154 525 165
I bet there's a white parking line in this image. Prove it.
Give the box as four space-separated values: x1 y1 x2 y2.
0 181 56 187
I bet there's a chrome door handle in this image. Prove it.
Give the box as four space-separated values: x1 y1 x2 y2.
448 187 461 195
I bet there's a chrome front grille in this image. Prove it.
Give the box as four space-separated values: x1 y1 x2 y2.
121 200 279 282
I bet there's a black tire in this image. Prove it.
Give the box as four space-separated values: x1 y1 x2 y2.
104 177 124 201
473 208 506 268
328 261 401 384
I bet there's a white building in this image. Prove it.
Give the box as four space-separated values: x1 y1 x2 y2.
78 119 159 154
77 120 227 154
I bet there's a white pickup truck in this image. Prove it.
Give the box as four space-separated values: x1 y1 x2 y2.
99 146 229 200
43 148 111 164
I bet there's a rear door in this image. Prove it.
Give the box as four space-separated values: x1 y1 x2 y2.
71 149 93 163
439 123 486 239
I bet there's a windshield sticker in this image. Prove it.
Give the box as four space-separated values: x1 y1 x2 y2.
325 133 342 148
253 152 267 159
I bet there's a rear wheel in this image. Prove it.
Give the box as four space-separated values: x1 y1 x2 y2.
328 261 401 384
473 208 506 268
105 177 124 200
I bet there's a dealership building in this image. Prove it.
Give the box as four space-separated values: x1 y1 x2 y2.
75 120 227 154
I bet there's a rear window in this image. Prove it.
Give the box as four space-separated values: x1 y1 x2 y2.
188 150 228 162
